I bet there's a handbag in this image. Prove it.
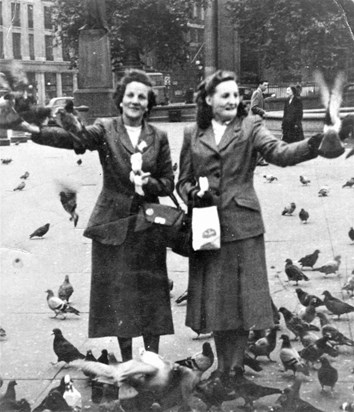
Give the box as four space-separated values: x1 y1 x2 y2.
135 187 191 257
192 205 220 251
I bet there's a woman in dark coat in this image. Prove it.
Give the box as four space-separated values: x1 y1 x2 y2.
282 85 304 143
177 70 325 392
29 70 175 361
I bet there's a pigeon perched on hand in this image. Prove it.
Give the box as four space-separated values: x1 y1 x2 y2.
299 175 311 185
46 289 80 318
298 249 320 269
295 288 324 307
313 70 345 158
299 208 309 223
54 99 83 136
13 181 25 191
52 328 85 364
58 275 74 303
313 255 341 275
318 356 338 392
282 202 296 216
343 177 354 188
285 259 309 285
322 290 354 319
29 223 50 239
20 171 29 180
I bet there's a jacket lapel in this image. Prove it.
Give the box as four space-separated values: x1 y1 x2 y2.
115 117 135 154
137 120 154 152
198 126 219 153
218 117 242 152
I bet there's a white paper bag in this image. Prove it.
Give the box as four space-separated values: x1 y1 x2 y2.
192 206 220 251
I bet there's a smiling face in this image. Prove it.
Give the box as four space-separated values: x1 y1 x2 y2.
206 80 240 124
286 87 294 97
121 81 151 126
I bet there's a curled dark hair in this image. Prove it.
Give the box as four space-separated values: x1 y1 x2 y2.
113 69 156 116
196 69 248 129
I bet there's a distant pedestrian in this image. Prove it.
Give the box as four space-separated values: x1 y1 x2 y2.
282 85 304 143
250 79 269 166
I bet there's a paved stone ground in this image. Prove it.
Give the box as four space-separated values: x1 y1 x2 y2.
1 122 354 411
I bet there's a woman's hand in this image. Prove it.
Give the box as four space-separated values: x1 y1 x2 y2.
197 176 209 198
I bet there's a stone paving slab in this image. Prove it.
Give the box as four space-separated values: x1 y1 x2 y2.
1 123 354 411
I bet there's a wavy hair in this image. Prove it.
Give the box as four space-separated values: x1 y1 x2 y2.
195 70 248 129
113 69 156 116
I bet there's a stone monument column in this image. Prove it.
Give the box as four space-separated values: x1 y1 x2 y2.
74 0 115 124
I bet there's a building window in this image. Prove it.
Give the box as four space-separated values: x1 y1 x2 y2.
29 34 35 60
12 32 21 59
0 2 3 26
0 32 3 59
62 73 74 96
11 2 21 27
44 6 52 30
44 72 57 103
45 35 53 61
28 4 33 29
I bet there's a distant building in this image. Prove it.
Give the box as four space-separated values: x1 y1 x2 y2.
0 0 77 105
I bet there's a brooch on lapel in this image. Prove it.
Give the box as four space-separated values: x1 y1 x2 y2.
137 140 148 153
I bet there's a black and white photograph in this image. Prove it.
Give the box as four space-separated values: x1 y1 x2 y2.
1 0 354 411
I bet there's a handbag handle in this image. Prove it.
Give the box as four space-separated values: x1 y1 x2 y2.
155 178 182 210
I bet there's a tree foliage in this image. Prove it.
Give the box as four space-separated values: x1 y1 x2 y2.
52 0 199 71
227 0 354 82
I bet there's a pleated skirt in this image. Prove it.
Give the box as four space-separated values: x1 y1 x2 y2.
186 235 274 333
88 224 174 338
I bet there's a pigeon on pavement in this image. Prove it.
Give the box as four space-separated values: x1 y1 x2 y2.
349 227 354 243
58 275 74 303
13 181 25 191
279 307 319 340
29 223 50 239
77 158 82 166
0 380 17 402
342 275 354 297
0 398 31 412
32 377 67 412
322 290 354 319
295 288 324 307
279 334 309 376
0 326 6 339
46 289 80 318
317 312 354 346
98 349 109 365
275 375 324 412
285 259 309 285
299 208 309 223
175 342 214 374
299 175 311 185
341 402 354 411
20 171 29 180
1 158 13 164
318 356 338 392
282 202 296 216
52 328 85 364
298 249 320 269
263 174 278 183
248 326 278 361
298 298 317 323
313 255 341 275
318 186 330 197
343 178 354 188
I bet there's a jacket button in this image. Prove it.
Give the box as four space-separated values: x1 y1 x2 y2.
214 190 220 196
215 172 220 178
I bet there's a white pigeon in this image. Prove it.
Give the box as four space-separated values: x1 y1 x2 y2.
62 375 82 410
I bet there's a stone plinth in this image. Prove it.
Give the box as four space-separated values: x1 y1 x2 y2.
74 29 115 124
0 129 10 146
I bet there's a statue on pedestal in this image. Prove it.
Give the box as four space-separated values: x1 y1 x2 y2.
80 0 109 32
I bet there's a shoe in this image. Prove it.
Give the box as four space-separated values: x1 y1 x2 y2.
257 159 269 166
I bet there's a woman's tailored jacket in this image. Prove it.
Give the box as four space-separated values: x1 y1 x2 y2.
177 115 316 242
32 117 174 245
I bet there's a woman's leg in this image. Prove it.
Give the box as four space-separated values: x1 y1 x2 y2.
117 336 133 361
143 334 160 353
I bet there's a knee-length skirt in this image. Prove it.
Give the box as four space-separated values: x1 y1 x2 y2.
186 235 274 333
88 224 174 338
